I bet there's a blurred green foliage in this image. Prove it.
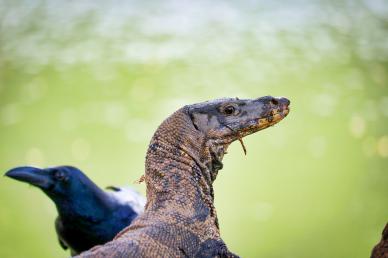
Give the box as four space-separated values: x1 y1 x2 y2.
0 1 387 257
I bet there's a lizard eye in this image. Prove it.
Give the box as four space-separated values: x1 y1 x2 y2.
223 105 236 115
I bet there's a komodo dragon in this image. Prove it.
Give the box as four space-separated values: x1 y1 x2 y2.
371 223 388 258
76 96 291 258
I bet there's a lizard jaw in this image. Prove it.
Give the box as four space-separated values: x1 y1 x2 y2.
259 105 290 128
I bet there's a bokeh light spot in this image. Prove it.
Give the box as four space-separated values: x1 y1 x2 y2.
311 93 337 117
362 137 376 157
59 108 78 131
71 138 90 161
309 136 327 158
129 79 154 102
1 104 22 126
380 96 388 117
362 100 378 121
125 119 153 143
23 79 47 104
103 103 127 127
377 136 388 158
349 114 366 138
345 68 364 90
25 148 45 166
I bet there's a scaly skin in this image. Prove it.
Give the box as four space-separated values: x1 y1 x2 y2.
372 223 388 258
76 96 290 258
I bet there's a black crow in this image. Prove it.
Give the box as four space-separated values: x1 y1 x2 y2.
5 166 145 255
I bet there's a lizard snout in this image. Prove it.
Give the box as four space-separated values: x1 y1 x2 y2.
277 97 290 107
270 96 290 108
271 97 290 117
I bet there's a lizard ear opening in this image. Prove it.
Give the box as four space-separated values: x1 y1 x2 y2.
188 107 224 135
188 109 209 133
189 112 200 131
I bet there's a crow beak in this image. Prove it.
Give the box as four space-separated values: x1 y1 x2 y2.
5 166 52 189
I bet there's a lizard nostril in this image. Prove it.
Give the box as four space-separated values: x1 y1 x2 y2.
270 98 279 106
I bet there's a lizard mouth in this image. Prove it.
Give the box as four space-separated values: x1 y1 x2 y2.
262 106 289 126
232 103 290 154
247 105 290 133
264 99 290 123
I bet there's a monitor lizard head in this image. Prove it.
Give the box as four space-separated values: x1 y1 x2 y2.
187 96 290 176
188 96 290 144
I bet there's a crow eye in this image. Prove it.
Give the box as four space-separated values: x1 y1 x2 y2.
223 105 236 115
54 171 67 181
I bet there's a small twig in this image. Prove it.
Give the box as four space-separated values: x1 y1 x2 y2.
134 174 145 184
238 137 247 155
225 124 247 155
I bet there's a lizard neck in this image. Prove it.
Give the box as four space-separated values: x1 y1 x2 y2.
143 108 225 238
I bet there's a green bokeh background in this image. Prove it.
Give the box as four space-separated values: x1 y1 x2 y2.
0 1 387 257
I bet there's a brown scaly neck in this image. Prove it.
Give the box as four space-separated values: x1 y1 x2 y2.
143 107 226 234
